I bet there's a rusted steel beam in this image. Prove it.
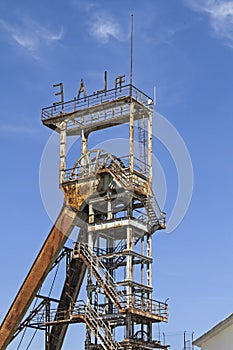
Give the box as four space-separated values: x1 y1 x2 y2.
49 228 87 350
59 120 67 185
0 206 76 350
148 110 153 186
129 101 134 173
49 255 87 349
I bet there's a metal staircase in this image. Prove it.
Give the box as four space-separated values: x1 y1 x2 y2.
107 158 166 229
144 193 166 229
31 301 120 350
112 236 142 267
72 302 120 350
113 239 127 254
73 243 125 311
108 161 130 188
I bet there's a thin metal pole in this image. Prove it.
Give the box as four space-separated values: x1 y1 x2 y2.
130 14 134 93
184 331 186 350
162 332 165 346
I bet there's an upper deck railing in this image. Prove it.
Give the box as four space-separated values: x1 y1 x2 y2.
41 84 154 121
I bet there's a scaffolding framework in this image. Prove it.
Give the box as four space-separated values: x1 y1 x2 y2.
0 82 168 350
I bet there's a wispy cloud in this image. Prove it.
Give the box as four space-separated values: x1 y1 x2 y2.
87 12 128 44
186 0 233 46
0 17 63 58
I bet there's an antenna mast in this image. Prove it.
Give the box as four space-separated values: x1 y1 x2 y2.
130 14 134 91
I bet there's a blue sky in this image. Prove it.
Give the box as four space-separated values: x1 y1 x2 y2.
1 0 233 349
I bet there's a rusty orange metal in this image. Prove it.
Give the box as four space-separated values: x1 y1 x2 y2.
0 206 76 350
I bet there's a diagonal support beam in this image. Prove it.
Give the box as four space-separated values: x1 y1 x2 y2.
0 206 77 350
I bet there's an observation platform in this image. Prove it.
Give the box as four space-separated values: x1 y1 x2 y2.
41 84 154 136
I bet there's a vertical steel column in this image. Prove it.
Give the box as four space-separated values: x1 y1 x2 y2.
147 321 152 342
126 315 132 341
45 299 51 350
142 115 147 171
107 236 114 315
88 204 94 251
148 111 153 186
59 121 67 185
107 199 113 220
88 203 94 224
126 226 133 307
129 101 135 173
65 249 72 306
146 234 152 303
81 130 88 156
85 288 92 350
141 236 145 285
86 201 94 349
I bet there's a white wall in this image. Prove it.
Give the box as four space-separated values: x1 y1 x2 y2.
200 322 233 350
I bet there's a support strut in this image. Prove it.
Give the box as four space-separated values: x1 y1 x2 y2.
0 206 76 350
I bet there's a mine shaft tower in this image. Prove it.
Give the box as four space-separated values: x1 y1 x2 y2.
0 75 168 350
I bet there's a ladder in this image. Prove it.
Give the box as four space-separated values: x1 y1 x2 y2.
137 117 147 172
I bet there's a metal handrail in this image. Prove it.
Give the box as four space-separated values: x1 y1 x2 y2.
73 243 168 320
73 242 125 307
41 84 153 120
65 152 150 181
31 300 120 350
64 149 165 227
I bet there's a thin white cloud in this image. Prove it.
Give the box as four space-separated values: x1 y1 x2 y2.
0 17 63 58
88 13 128 43
186 0 233 46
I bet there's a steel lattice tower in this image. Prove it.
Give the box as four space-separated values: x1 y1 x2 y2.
0 76 168 350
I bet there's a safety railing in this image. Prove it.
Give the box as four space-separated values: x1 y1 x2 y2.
64 153 150 181
41 84 153 120
127 294 168 319
64 150 166 229
97 295 168 320
30 293 168 327
33 301 120 350
78 302 119 350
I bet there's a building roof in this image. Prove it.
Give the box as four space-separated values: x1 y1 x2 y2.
193 313 233 347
